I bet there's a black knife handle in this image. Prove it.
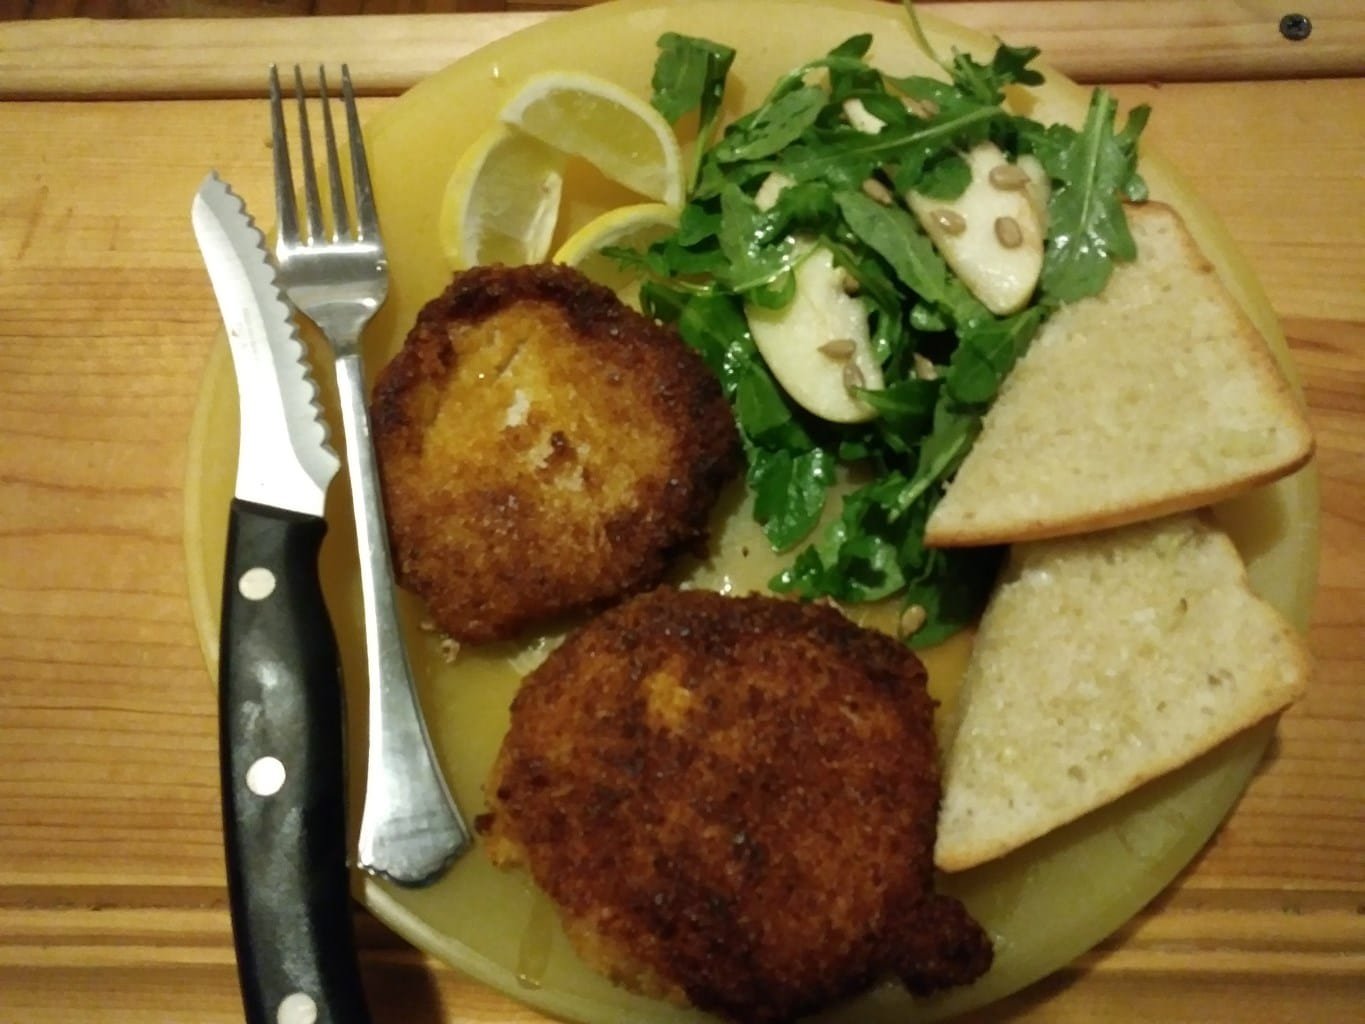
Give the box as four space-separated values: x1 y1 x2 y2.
219 498 372 1024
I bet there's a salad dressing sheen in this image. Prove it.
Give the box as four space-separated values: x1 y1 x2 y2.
400 479 973 757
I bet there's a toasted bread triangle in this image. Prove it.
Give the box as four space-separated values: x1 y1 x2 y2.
924 203 1313 548
934 514 1309 873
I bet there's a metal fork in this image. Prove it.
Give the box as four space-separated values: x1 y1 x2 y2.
269 64 471 886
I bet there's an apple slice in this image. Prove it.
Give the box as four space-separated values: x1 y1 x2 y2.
747 244 884 424
907 142 1048 315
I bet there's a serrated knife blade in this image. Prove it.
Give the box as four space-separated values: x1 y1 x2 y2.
193 171 372 1024
192 172 339 515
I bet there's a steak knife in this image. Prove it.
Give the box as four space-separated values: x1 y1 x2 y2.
192 171 372 1024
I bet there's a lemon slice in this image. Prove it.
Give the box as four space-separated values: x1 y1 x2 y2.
553 202 679 303
499 71 685 209
439 122 565 269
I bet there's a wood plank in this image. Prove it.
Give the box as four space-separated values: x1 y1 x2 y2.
0 12 549 97
2 1 1363 98
9 0 517 15
0 74 1360 1024
4 886 1360 969
0 888 1360 1019
9 962 1364 1024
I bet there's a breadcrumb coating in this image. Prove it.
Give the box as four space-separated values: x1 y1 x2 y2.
371 264 741 643
480 586 992 1023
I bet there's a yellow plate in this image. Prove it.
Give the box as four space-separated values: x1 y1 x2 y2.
183 1 1320 1020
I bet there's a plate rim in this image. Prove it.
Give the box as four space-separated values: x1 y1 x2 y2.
181 1 1322 1020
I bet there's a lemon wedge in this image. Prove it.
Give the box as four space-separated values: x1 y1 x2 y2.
499 71 685 209
553 202 679 304
439 122 565 269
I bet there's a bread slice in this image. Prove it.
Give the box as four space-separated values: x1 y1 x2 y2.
934 513 1309 873
924 202 1313 548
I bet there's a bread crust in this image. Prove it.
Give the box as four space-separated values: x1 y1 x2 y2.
371 263 742 642
925 202 1314 549
935 513 1310 872
480 587 993 1023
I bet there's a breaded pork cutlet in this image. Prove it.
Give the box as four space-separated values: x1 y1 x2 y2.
370 264 740 643
479 587 993 1024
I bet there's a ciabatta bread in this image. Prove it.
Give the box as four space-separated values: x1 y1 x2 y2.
925 203 1313 548
935 513 1309 873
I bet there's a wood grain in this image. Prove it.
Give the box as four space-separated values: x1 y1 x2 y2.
0 16 1361 1024
2 1 1363 97
4 0 522 15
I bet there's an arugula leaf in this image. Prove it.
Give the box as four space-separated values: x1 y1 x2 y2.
716 184 802 292
829 33 874 60
643 286 752 394
897 0 1042 105
1116 102 1151 202
676 201 723 246
900 543 1003 648
777 106 1000 185
735 358 813 450
773 475 910 602
907 149 971 199
988 42 1046 89
652 32 736 122
714 85 827 164
858 377 938 437
898 0 945 72
763 178 840 236
773 467 1000 638
897 401 979 515
944 306 1045 405
750 447 836 550
835 191 944 297
652 33 737 191
948 42 1044 105
909 302 949 332
764 36 884 104
835 190 985 327
829 240 902 318
1030 89 1150 303
852 89 916 131
648 286 837 551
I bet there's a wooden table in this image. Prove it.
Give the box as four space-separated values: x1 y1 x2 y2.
1 3 1361 1021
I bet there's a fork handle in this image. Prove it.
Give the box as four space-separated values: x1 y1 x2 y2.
333 351 472 887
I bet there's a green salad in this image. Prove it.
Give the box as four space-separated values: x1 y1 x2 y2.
612 9 1149 647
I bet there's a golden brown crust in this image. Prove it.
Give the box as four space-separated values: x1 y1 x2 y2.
928 455 1315 548
371 264 741 642
479 587 992 1023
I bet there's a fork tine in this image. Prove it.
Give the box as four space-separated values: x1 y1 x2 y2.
342 65 382 244
268 64 300 250
292 66 326 245
318 67 351 242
